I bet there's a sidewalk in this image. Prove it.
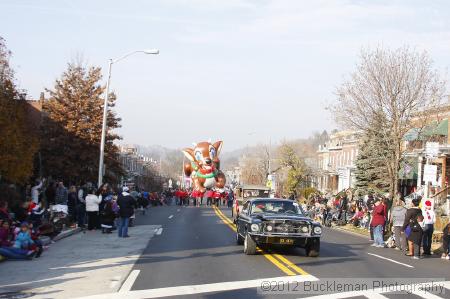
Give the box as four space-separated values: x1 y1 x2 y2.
332 224 370 237
333 224 443 253
0 222 160 299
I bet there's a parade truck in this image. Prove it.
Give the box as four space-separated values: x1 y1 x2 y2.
231 184 270 223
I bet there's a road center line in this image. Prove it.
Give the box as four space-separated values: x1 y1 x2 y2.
119 270 140 293
212 205 310 277
80 274 318 299
168 215 173 219
367 253 414 268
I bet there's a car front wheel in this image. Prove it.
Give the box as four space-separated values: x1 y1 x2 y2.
305 238 320 257
244 233 257 255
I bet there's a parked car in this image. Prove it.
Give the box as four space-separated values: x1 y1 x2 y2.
232 185 270 223
235 198 322 257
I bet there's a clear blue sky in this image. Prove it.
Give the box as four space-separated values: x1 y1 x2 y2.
1 0 450 151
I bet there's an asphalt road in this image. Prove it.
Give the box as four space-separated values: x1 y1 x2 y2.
109 204 450 299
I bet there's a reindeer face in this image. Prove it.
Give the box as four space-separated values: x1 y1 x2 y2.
183 141 223 172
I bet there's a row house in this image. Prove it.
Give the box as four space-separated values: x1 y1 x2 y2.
315 131 359 194
119 144 160 187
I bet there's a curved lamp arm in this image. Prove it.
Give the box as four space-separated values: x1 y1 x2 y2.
112 49 159 64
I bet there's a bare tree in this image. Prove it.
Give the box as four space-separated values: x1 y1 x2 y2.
239 145 269 185
331 46 446 196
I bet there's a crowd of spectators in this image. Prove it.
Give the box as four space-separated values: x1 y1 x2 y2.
0 178 171 262
305 190 449 260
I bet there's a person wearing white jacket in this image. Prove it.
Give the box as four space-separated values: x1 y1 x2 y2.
85 189 101 230
422 200 436 255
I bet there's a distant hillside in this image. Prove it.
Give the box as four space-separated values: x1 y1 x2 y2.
130 130 328 179
136 144 174 160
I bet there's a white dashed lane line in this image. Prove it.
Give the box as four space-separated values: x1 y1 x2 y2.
168 215 173 219
155 228 163 235
367 252 414 268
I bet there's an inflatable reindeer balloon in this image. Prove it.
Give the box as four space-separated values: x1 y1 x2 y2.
182 140 226 194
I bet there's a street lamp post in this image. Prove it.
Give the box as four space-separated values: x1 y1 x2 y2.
98 49 159 187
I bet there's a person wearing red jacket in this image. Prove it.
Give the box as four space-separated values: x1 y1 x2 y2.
206 190 214 206
371 198 386 247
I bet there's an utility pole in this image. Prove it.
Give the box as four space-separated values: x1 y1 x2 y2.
268 137 272 175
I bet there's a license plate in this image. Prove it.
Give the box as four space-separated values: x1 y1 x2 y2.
279 238 294 245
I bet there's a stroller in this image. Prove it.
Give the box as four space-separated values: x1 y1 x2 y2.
39 204 69 237
324 209 340 227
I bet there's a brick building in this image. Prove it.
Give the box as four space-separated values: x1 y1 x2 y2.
315 131 359 194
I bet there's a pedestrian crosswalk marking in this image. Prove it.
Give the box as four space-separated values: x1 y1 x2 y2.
77 274 318 299
301 280 450 299
119 270 140 293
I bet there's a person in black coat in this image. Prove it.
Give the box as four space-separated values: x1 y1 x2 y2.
117 187 135 238
401 197 423 259
101 200 116 234
67 186 78 224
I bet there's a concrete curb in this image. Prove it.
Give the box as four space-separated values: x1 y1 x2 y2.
331 226 371 238
332 226 444 254
52 227 82 241
114 225 159 293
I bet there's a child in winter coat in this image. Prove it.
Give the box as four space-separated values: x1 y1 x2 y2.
28 223 44 258
14 222 34 250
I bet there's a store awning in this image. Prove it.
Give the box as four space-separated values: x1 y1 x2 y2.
423 118 448 136
403 119 448 141
404 128 420 141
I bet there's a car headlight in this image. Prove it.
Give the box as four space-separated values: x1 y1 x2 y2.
313 226 322 235
251 224 260 232
266 225 273 232
301 226 309 233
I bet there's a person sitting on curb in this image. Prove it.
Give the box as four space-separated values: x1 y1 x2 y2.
14 222 34 249
349 207 364 227
360 209 370 229
0 222 36 260
0 220 13 247
28 223 44 258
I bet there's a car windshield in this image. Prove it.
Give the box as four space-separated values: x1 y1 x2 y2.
251 201 303 215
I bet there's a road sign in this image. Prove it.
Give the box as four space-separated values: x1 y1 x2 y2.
425 142 439 157
423 164 437 184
